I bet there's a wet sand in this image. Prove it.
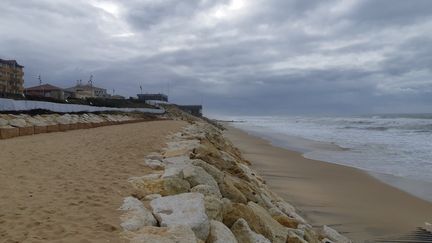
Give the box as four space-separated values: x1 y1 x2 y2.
0 120 185 242
224 126 432 241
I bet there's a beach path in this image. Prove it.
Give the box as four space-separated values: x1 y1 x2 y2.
0 120 185 242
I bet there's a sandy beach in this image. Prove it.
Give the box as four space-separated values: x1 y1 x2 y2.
0 120 185 242
224 126 432 241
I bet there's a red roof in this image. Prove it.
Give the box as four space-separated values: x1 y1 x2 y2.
25 84 63 92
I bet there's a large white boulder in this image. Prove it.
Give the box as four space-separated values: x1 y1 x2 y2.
8 118 28 127
119 197 157 231
182 165 221 196
0 118 8 127
150 192 210 240
207 220 238 243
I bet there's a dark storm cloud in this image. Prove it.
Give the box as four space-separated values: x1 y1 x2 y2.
1 0 431 116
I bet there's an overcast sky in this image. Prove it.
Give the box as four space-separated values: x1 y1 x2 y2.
1 0 432 116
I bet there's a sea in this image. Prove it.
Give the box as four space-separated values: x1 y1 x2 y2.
225 114 432 202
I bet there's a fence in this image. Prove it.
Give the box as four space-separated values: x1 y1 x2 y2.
0 98 165 114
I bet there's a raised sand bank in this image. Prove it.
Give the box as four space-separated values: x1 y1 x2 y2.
0 120 185 242
224 125 432 241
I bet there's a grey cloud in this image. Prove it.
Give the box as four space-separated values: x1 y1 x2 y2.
0 0 431 116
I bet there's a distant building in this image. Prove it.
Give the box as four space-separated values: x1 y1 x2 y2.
111 95 125 99
137 93 168 102
178 105 203 117
65 82 109 99
25 84 67 100
0 59 24 94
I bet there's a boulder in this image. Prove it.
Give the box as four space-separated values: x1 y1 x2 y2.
191 159 225 184
182 165 221 196
150 193 210 240
9 118 28 128
274 201 296 216
219 176 247 204
287 231 308 243
221 198 233 217
207 220 238 243
124 225 198 243
273 201 307 225
230 177 264 204
163 148 191 158
0 118 8 127
143 159 165 170
268 207 299 229
231 218 270 243
129 175 190 197
203 196 223 221
119 197 157 231
320 226 351 243
223 202 287 243
246 202 288 243
191 184 222 198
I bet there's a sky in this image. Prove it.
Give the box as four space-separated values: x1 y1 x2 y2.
1 0 432 116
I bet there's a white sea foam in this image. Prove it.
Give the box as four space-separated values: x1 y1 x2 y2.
228 114 432 201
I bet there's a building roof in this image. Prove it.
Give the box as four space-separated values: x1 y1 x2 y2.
0 59 24 68
25 84 63 92
65 83 106 91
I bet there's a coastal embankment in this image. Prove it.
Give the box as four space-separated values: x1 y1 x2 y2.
0 108 351 242
224 126 432 241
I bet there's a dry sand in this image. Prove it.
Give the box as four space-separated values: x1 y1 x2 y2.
0 120 185 243
225 126 432 242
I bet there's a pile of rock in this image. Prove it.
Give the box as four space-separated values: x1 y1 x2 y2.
0 113 144 139
119 121 351 243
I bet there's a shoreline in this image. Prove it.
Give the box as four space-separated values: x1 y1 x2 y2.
224 125 432 241
229 123 432 203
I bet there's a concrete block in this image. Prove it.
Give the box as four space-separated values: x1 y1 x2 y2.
19 126 35 136
46 124 60 133
78 123 92 129
0 127 19 139
69 123 79 130
34 126 47 134
58 124 70 132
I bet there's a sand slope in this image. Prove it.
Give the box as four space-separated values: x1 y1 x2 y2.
225 126 432 241
0 120 185 242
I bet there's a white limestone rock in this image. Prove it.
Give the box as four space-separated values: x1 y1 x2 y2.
321 226 351 243
191 184 222 198
182 165 221 196
119 196 157 231
0 118 8 127
8 118 28 128
143 159 165 170
191 159 225 184
56 114 72 124
150 192 210 240
231 218 271 243
207 220 238 243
